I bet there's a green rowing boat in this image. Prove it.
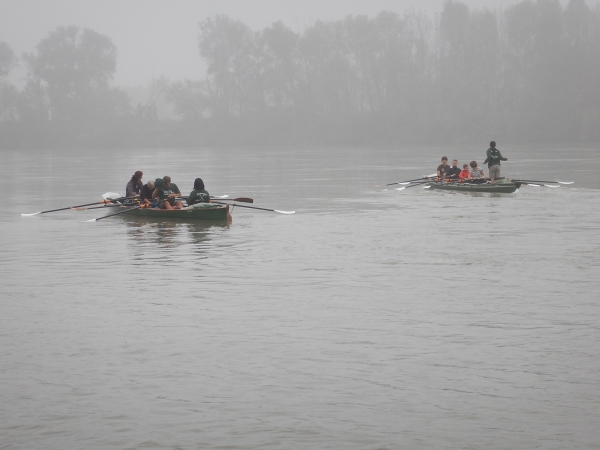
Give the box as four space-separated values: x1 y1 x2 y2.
110 203 231 221
428 178 521 194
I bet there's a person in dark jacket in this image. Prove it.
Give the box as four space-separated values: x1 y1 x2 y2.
139 180 155 205
126 171 144 197
483 141 508 184
446 159 461 179
188 178 211 205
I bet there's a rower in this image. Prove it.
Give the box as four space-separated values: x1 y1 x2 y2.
126 171 144 198
437 157 450 178
468 161 486 183
483 141 508 184
188 178 211 205
446 159 461 180
459 164 470 179
153 176 183 210
139 180 155 205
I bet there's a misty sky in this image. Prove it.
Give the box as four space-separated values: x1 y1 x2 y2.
0 0 586 87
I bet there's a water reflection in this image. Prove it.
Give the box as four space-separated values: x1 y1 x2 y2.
123 217 229 248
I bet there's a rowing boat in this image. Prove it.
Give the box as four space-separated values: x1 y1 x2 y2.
427 178 521 194
110 203 231 221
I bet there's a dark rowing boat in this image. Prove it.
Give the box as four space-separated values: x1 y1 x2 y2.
110 203 231 221
427 178 521 194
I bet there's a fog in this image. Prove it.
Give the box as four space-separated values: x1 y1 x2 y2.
1 0 514 86
1 0 599 147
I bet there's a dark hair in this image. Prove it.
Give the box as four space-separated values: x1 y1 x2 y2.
441 156 448 161
163 176 171 184
193 178 205 190
463 164 469 168
490 141 496 147
470 161 477 168
131 171 143 182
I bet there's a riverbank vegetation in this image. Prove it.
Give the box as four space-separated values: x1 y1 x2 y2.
1 0 599 148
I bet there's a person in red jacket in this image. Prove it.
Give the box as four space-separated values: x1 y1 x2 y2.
459 164 470 179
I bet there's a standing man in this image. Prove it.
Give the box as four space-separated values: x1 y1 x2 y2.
437 157 451 178
483 141 508 184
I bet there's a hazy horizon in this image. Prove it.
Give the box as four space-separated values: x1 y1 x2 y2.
1 0 587 87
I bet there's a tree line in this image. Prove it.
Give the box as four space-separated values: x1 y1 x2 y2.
1 0 599 149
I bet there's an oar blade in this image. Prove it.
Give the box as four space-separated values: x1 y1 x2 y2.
102 192 124 200
395 186 407 191
274 210 295 214
21 212 41 217
558 181 574 185
544 184 560 188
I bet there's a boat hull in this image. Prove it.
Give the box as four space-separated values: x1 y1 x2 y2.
110 204 231 221
428 179 520 194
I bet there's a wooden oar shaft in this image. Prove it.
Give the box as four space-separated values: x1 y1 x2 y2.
403 181 433 189
91 205 143 221
387 176 436 186
513 179 571 184
75 204 122 211
210 197 254 203
22 195 135 216
88 197 175 221
212 201 294 214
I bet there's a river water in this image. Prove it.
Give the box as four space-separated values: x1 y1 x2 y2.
1 145 599 449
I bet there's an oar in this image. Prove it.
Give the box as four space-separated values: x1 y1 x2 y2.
85 197 178 222
384 173 437 187
209 197 253 203
396 177 470 190
212 201 294 214
520 182 560 188
211 195 229 199
513 179 573 185
86 205 143 221
73 204 123 211
181 196 254 204
21 193 134 216
395 180 433 190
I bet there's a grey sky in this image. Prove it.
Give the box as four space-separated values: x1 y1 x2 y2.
0 0 583 87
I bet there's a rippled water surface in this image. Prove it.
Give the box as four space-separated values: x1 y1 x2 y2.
1 145 599 449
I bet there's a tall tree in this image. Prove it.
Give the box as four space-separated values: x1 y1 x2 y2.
0 41 17 80
0 42 18 120
259 21 300 111
199 15 261 117
23 26 126 126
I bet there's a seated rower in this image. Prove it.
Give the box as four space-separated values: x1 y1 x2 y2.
437 156 450 178
139 180 155 205
446 159 461 180
468 161 487 183
188 178 211 205
459 164 470 179
153 176 183 210
126 171 144 198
